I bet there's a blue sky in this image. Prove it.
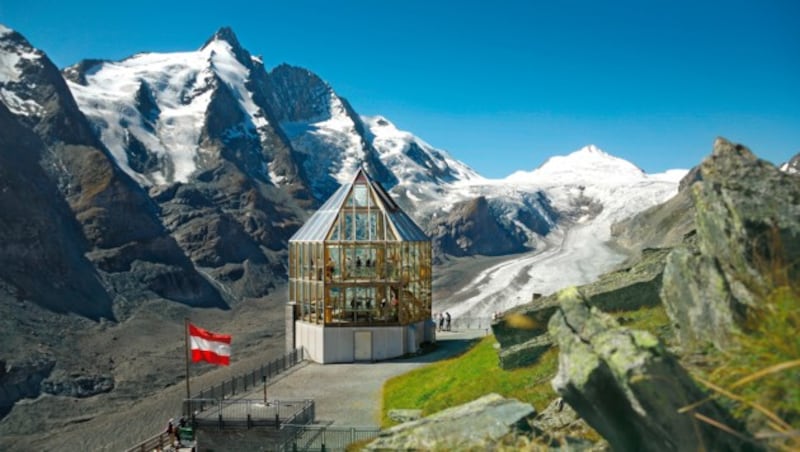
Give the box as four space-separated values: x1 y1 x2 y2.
2 0 798 177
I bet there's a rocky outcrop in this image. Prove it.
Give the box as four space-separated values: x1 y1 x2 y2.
579 247 670 311
0 357 55 418
430 196 532 257
492 248 670 369
41 373 114 398
530 397 607 449
387 409 422 423
548 288 755 451
366 393 535 450
497 334 553 370
154 162 304 301
611 182 695 254
660 138 800 349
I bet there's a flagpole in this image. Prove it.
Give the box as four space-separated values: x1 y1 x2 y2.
184 317 191 414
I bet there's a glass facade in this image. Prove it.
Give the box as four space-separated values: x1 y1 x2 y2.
289 171 432 327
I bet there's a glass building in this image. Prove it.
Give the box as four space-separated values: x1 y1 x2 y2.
286 168 434 363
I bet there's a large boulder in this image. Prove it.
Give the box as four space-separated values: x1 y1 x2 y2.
661 138 800 349
365 393 535 450
579 247 670 311
497 334 553 370
548 287 756 451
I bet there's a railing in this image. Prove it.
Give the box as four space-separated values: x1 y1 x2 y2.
188 348 304 413
124 431 171 452
277 425 381 452
188 398 314 428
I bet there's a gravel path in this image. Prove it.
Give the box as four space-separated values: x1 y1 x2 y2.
232 329 488 427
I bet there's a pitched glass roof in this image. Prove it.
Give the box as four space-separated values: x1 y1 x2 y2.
290 168 429 243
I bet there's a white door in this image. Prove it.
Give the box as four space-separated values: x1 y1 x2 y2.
354 331 372 361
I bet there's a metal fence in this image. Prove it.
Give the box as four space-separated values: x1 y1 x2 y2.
187 347 304 412
124 431 172 452
277 424 381 452
188 398 314 428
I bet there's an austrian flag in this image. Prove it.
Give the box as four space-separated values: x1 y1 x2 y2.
189 323 232 366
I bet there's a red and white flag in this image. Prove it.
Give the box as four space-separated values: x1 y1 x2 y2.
189 323 232 366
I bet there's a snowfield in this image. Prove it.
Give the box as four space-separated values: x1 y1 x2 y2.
436 145 687 319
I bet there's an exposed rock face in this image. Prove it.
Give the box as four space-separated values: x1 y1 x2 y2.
41 374 114 398
430 196 532 257
660 138 800 349
268 63 338 123
0 358 55 418
154 164 304 300
366 393 535 450
611 182 695 254
0 103 112 319
492 248 670 369
0 27 224 315
548 288 754 451
269 63 397 200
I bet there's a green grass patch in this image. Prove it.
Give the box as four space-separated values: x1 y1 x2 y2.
706 284 800 448
381 335 558 428
380 304 672 429
614 304 674 343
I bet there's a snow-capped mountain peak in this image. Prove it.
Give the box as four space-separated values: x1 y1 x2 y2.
201 26 252 68
0 24 47 117
363 115 482 185
65 28 280 185
202 26 242 50
505 144 645 186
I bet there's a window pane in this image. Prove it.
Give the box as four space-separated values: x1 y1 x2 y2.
356 213 368 240
344 213 354 240
354 184 368 207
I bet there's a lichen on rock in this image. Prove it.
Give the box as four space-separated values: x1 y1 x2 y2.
660 138 800 350
548 288 755 451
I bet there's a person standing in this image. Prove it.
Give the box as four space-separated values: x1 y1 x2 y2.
165 418 175 446
445 312 451 331
438 312 445 332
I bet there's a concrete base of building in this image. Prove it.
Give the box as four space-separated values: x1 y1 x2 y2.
294 320 436 364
